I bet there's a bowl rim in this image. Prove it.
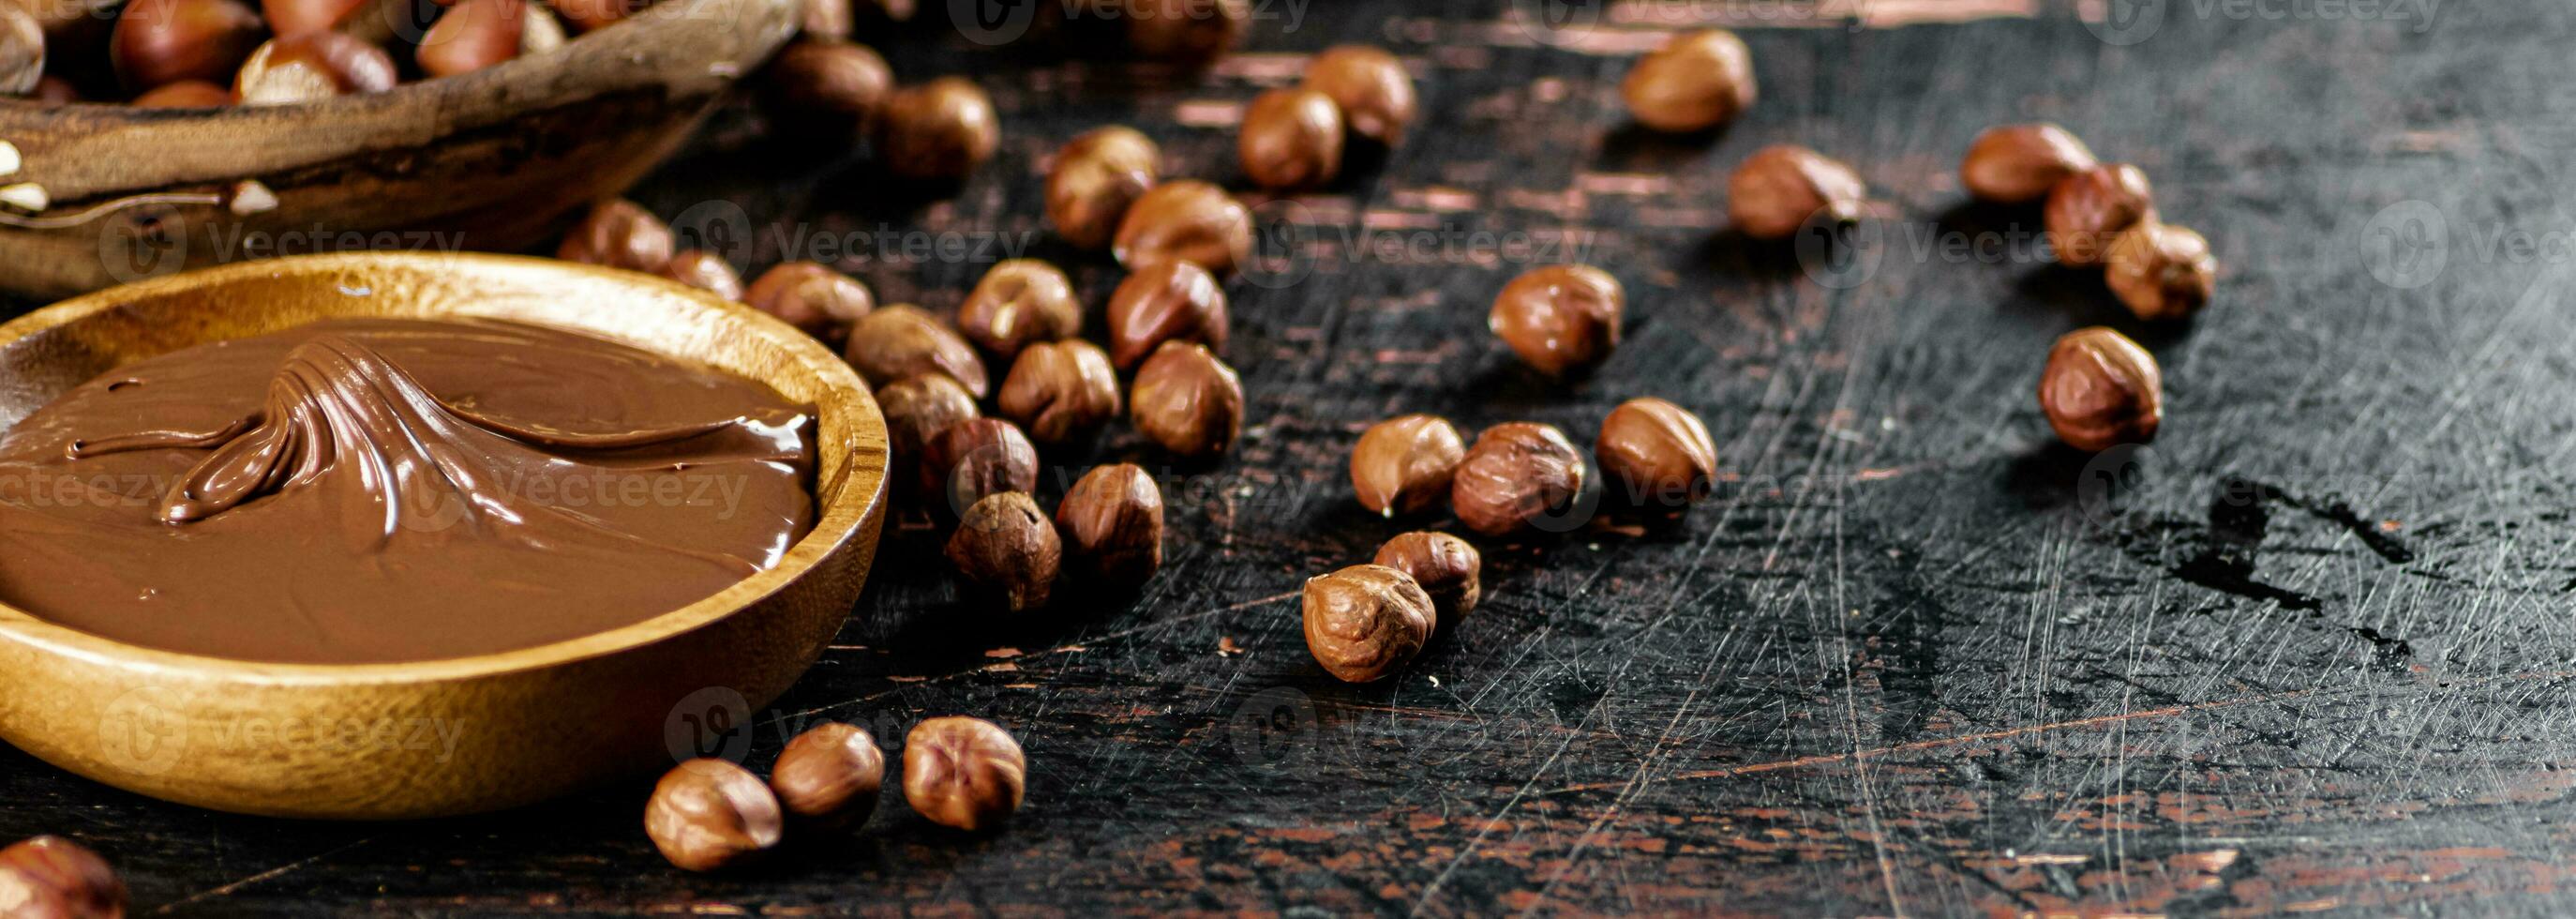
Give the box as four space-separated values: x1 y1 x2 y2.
0 250 887 685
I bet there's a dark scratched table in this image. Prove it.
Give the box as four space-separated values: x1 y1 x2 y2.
9 0 2576 914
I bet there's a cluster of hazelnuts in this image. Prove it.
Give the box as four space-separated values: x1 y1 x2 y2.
0 834 124 918
645 716 1024 872
1233 45 1415 190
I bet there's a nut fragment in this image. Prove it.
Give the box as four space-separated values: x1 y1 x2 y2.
557 199 675 274
2044 163 2154 267
946 492 1060 612
1237 87 1343 191
1047 127 1161 250
1621 28 1756 133
235 31 398 105
1130 341 1243 460
1489 264 1623 376
1961 123 2097 204
958 259 1080 358
745 261 875 340
760 38 891 136
661 249 743 300
1350 414 1463 518
0 836 126 919
2039 326 2162 452
1106 259 1229 369
876 373 980 486
1372 531 1480 627
844 305 988 398
1123 0 1244 68
112 0 263 92
1113 179 1251 276
770 722 884 831
0 5 41 96
997 339 1120 445
2104 222 2216 322
1452 422 1587 537
643 759 784 873
1595 398 1717 510
1301 564 1433 683
1054 462 1164 588
1728 144 1866 240
921 418 1038 515
876 76 998 181
903 716 1026 831
1301 45 1415 144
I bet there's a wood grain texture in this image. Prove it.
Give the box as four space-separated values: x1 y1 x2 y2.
7 0 2576 913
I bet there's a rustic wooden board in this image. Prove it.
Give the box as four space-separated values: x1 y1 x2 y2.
8 0 2576 913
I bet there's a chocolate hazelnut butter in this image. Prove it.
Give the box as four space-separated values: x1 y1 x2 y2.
0 319 818 664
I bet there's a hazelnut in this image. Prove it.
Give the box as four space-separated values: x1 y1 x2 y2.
416 0 567 78
0 5 40 96
2039 326 2162 452
921 417 1038 515
770 722 883 830
1729 144 1866 240
1054 462 1163 587
1452 422 1587 537
1489 264 1623 376
1113 179 1251 275
876 373 980 484
745 261 875 340
131 79 232 107
661 249 744 300
2105 221 2216 322
32 76 81 106
1961 123 2097 204
1106 259 1228 369
112 0 264 92
2044 163 2154 267
0 836 126 919
1130 341 1243 460
259 0 370 37
997 339 1120 445
1123 0 1243 68
958 259 1081 358
876 76 998 182
1349 413 1463 518
643 759 784 873
1372 531 1480 627
1621 28 1756 133
1301 564 1433 683
1595 397 1716 510
854 0 911 21
549 0 643 32
903 716 1026 831
234 31 397 105
796 0 851 39
1238 87 1343 191
1047 127 1161 250
946 492 1060 612
760 38 891 137
1301 45 1414 144
844 305 988 398
557 199 675 274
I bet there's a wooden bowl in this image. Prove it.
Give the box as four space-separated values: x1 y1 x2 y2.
0 0 800 301
0 251 889 820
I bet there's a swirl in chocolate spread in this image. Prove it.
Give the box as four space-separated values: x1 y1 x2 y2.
0 319 819 664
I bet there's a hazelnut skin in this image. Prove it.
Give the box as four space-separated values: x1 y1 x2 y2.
2039 326 2162 452
1055 463 1164 588
234 31 398 105
1106 259 1229 369
1238 86 1344 191
770 722 884 831
1489 264 1623 376
0 836 126 919
112 0 264 93
903 716 1027 831
1595 398 1717 510
1961 123 2097 204
1113 180 1251 276
1452 422 1588 537
661 249 744 300
557 199 675 275
0 5 40 96
921 417 1038 516
643 759 784 873
745 261 876 341
1301 564 1434 683
1621 28 1756 133
1729 144 1867 240
2105 221 2216 322
946 492 1060 612
1350 413 1464 518
1048 127 1161 250
997 339 1121 446
1373 531 1480 628
875 373 979 487
760 38 891 137
1123 0 1244 69
1130 341 1243 460
2044 163 2155 267
844 305 988 398
1302 45 1415 144
876 76 998 181
958 259 1081 358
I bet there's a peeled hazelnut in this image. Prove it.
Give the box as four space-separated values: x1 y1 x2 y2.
760 38 891 136
2044 163 2154 267
234 31 397 105
417 0 564 78
946 491 1059 612
1302 45 1414 144
1130 341 1242 460
0 836 126 919
1452 422 1587 537
1238 87 1343 191
1106 259 1228 369
903 716 1026 831
796 0 851 38
1113 179 1251 276
1729 144 1866 240
1372 531 1480 627
2105 221 2216 322
643 759 784 873
549 0 643 32
1489 264 1623 376
959 259 1080 358
557 199 674 274
998 339 1120 445
112 0 264 92
1622 28 1756 133
2039 326 2162 452
770 722 883 831
1961 123 2097 204
876 76 998 182
745 261 875 340
1047 127 1160 250
876 373 979 483
0 5 41 96
1054 462 1163 588
661 249 744 300
1350 413 1463 518
1124 0 1243 68
844 305 988 398
1595 397 1716 511
921 417 1038 515
131 79 232 107
1301 564 1433 683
